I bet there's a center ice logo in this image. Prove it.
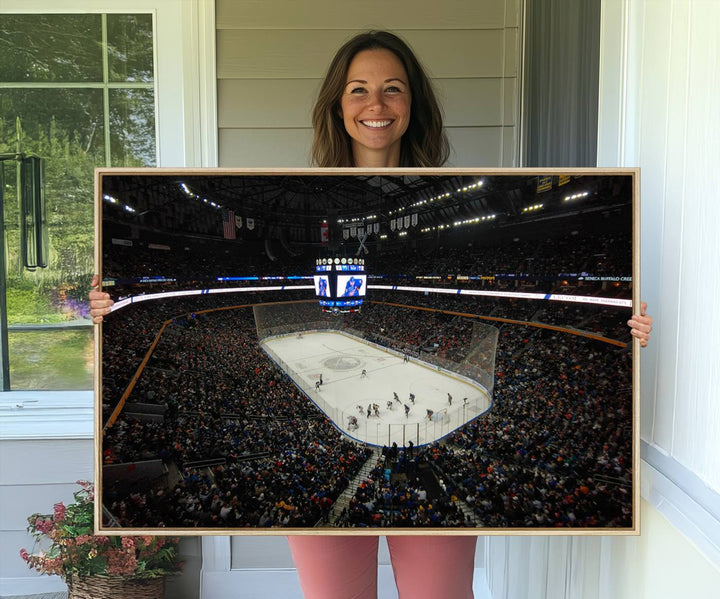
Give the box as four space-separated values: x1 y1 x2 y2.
323 356 362 371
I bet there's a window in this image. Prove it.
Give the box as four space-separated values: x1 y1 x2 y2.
0 13 156 390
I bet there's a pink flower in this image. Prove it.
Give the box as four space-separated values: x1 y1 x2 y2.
34 518 54 534
107 548 137 576
53 503 66 522
121 537 135 549
19 548 29 562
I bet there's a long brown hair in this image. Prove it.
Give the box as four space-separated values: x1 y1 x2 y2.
311 31 449 168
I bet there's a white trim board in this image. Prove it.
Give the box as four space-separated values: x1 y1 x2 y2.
0 392 93 440
641 449 720 568
201 566 492 599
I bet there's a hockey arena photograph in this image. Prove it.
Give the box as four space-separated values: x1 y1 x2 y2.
96 169 638 534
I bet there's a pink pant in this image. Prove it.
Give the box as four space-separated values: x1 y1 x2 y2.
287 535 476 599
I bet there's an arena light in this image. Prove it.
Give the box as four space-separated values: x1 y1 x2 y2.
522 204 544 213
456 180 483 193
179 182 222 210
104 194 137 214
564 191 590 201
338 214 376 224
432 213 496 231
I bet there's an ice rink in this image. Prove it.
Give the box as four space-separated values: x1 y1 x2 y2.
261 330 491 447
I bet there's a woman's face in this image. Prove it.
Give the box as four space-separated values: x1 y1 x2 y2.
340 48 411 167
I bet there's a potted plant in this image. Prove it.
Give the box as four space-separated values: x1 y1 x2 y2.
20 480 182 599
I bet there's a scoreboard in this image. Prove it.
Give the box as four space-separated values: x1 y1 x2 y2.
314 257 366 314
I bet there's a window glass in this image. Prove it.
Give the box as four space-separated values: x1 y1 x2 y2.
0 14 103 82
107 14 155 83
109 88 156 167
0 13 156 390
8 329 94 389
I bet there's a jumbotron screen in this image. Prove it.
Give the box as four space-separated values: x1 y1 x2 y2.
315 257 366 313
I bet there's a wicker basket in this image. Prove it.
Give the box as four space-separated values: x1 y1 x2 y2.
67 575 165 599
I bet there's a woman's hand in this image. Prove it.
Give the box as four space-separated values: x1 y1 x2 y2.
89 274 114 324
628 301 653 348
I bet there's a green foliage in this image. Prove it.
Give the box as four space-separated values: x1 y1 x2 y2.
8 329 93 390
5 284 59 324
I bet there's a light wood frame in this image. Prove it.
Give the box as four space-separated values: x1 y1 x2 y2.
94 167 640 536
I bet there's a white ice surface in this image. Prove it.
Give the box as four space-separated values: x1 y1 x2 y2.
262 331 491 447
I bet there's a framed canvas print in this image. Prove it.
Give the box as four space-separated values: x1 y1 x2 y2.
95 168 639 535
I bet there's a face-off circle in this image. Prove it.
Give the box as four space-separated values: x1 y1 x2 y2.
323 356 362 371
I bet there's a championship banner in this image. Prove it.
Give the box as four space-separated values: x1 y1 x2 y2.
321 223 329 243
558 174 571 186
537 176 553 193
404 215 411 229
350 226 357 238
373 222 380 234
235 214 243 228
343 228 350 240
367 224 372 236
390 219 396 231
411 213 418 227
246 217 255 230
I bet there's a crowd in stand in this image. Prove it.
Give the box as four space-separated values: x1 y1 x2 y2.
332 448 474 528
101 280 633 529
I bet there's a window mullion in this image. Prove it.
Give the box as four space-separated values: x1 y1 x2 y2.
0 167 11 391
102 13 112 167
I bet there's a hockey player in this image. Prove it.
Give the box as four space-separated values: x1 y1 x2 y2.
447 393 452 405
360 369 367 378
404 404 410 418
409 393 415 404
426 409 434 421
393 392 401 404
387 400 394 410
315 380 321 391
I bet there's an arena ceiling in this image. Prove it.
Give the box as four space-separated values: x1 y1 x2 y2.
100 172 633 244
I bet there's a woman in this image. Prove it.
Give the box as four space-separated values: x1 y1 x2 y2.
90 30 653 599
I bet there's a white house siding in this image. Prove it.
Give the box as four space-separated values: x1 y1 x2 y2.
216 0 522 167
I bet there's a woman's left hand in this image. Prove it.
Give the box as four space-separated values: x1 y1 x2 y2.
628 301 653 348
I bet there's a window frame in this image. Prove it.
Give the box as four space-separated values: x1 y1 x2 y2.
0 0 216 419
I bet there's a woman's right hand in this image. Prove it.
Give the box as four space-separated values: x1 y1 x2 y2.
89 274 114 324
